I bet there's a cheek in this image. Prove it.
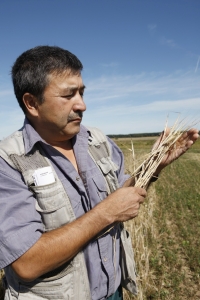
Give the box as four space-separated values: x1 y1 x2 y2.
39 102 72 124
48 105 68 118
55 109 71 125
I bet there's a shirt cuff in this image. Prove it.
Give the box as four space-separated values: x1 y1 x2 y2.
0 224 43 269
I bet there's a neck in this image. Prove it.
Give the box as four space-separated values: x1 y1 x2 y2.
51 140 78 172
27 117 74 149
50 139 73 150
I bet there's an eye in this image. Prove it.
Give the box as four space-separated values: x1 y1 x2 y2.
66 94 73 98
62 92 74 99
80 88 85 97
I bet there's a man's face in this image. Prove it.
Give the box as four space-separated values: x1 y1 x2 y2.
34 71 86 142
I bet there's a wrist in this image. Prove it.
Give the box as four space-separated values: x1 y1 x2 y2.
93 198 116 227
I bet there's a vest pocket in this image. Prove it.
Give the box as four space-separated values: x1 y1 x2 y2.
96 157 119 194
92 174 108 202
31 179 75 231
17 262 74 299
18 280 65 299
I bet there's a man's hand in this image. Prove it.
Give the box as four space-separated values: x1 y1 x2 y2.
96 186 147 223
155 128 199 174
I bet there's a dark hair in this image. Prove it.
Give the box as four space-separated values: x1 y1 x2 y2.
12 46 83 113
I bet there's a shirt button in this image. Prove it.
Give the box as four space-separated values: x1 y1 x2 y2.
76 177 80 181
103 257 107 262
101 157 107 163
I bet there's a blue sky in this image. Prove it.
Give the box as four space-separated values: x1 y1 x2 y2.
0 0 200 139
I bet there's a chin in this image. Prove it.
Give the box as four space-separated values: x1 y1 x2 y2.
63 124 81 138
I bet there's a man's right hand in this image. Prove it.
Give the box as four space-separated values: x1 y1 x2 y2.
95 186 147 224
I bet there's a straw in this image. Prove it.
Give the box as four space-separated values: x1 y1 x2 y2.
129 117 198 189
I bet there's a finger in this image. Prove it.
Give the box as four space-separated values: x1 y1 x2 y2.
139 188 147 198
130 186 147 198
152 127 171 150
138 196 145 204
180 129 199 141
177 129 199 150
187 128 199 141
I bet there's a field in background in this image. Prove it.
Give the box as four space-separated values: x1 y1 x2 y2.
114 136 200 299
0 136 199 300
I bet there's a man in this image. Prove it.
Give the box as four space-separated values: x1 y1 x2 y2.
0 46 198 300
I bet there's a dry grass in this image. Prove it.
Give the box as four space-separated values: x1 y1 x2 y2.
123 185 158 300
123 148 159 300
130 117 198 189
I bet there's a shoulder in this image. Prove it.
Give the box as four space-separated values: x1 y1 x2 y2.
0 156 23 182
0 130 24 168
0 130 24 152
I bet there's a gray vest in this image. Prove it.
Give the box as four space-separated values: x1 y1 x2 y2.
0 128 137 299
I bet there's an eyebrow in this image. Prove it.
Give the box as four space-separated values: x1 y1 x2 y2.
63 85 86 93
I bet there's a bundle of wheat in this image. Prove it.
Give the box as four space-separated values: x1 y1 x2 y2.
130 117 198 189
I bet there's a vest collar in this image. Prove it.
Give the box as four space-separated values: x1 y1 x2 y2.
22 118 90 155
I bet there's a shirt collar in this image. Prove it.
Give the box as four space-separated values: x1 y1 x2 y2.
22 117 90 154
22 118 45 154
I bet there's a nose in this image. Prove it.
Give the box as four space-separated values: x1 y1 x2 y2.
73 93 86 112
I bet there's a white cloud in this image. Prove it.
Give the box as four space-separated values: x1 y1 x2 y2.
0 88 23 139
83 70 200 134
148 24 157 35
0 108 24 140
0 89 13 98
84 71 200 104
83 97 200 133
160 37 178 49
195 56 200 73
100 62 119 68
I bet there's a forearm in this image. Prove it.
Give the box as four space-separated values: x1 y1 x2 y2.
11 202 112 282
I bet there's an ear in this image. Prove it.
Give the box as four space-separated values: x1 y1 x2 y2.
23 93 39 117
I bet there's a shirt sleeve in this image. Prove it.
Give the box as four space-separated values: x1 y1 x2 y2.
0 157 44 269
107 137 130 187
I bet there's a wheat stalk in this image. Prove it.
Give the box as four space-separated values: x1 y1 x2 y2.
130 117 198 189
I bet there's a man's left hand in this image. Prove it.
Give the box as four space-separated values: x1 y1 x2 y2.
155 128 199 174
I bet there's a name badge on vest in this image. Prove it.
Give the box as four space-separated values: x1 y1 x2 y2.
33 166 55 186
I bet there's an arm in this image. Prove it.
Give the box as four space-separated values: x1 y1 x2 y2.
11 185 146 281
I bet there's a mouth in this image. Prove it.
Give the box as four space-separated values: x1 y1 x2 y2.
67 112 83 123
68 118 82 123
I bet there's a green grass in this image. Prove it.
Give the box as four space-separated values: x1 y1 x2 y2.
151 151 200 298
